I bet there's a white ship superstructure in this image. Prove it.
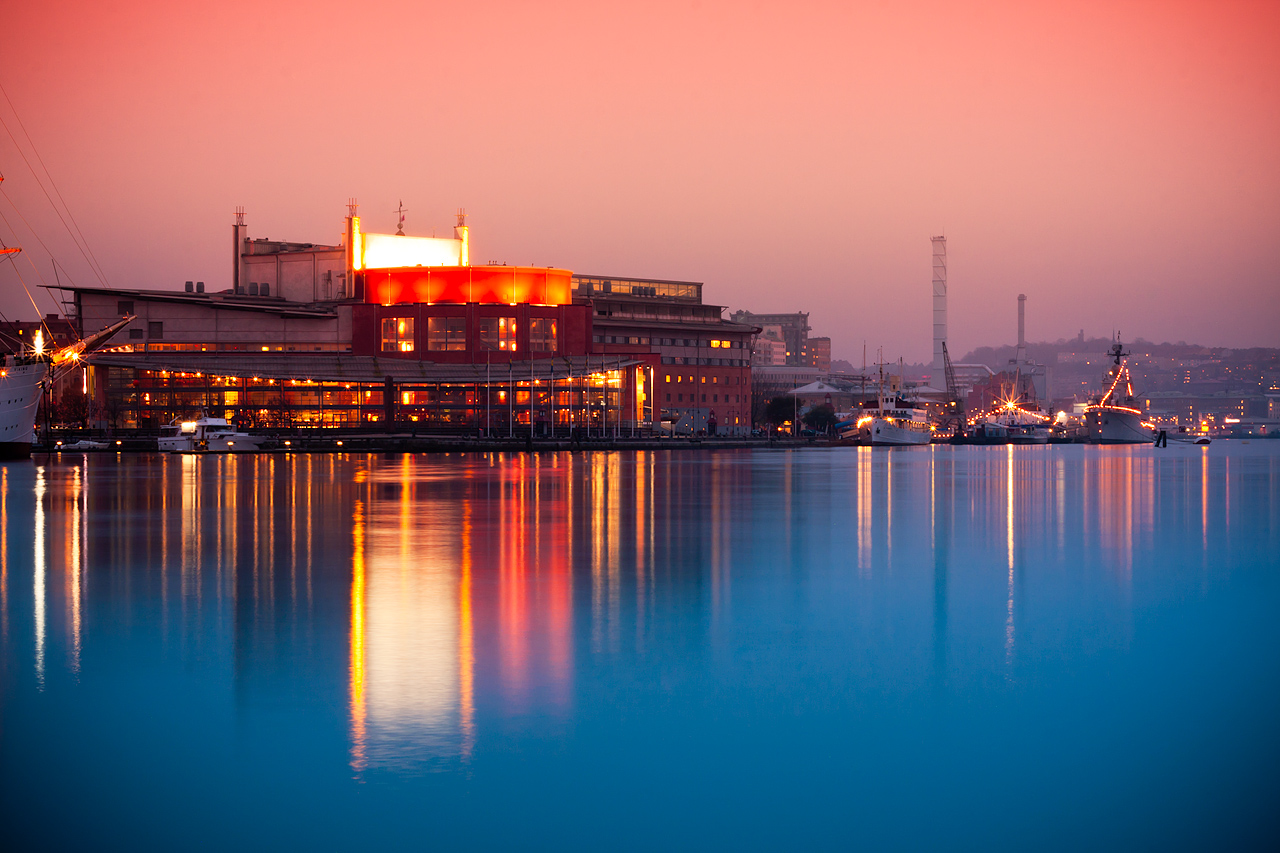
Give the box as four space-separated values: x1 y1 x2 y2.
841 364 933 446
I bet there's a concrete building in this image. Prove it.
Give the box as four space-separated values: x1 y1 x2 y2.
574 275 756 434
751 326 787 366
807 336 831 372
730 310 811 367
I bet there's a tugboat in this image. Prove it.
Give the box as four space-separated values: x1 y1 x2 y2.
1085 337 1155 444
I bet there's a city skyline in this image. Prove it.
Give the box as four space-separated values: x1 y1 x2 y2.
1 0 1277 364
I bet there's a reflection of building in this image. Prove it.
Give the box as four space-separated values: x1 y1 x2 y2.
62 206 653 432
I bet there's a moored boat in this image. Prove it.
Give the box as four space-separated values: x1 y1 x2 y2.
838 364 933 446
158 414 267 453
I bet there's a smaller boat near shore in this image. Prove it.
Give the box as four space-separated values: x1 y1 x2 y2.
158 415 267 453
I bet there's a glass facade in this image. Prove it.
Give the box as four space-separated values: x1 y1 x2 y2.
102 367 645 436
572 276 701 302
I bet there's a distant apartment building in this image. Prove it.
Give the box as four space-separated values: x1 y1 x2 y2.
751 326 787 366
730 310 811 367
807 336 831 372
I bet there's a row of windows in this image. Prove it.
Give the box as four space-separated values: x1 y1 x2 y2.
661 357 747 367
664 374 744 385
593 334 743 348
665 394 743 404
381 317 558 354
127 321 166 340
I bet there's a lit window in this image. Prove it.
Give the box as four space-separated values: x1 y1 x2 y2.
381 317 415 352
665 375 671 383
478 317 518 351
530 317 557 352
427 317 466 351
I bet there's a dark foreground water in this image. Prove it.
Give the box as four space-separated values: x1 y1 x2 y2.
1 444 1278 850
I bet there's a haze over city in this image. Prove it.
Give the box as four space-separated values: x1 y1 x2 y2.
1 0 1277 363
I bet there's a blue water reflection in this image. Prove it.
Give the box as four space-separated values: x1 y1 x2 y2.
2 445 1278 849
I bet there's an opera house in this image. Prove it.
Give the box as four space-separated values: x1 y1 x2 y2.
60 204 757 435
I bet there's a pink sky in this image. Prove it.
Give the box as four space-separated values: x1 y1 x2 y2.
2 0 1277 362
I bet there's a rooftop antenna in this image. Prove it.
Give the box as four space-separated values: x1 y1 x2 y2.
347 198 359 218
395 200 407 236
234 206 245 226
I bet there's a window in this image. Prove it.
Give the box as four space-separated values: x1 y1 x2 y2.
261 283 270 297
530 318 557 352
678 393 683 402
664 375 671 383
701 394 707 403
148 321 163 339
666 394 671 402
701 376 706 384
381 317 415 352
478 317 517 351
713 394 718 403
248 283 259 296
427 317 466 351
118 300 134 315
129 328 143 340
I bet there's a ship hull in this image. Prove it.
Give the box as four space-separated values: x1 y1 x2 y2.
1086 408 1153 444
0 360 47 458
861 418 932 446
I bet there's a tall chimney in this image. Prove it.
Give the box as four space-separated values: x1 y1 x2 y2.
233 207 248 294
1017 293 1026 358
931 236 947 384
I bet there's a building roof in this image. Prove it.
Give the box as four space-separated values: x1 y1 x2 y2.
48 285 340 319
88 352 640 384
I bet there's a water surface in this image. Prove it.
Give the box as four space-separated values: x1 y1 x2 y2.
2 444 1278 849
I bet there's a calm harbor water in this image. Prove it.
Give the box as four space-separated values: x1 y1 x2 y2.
1 444 1278 849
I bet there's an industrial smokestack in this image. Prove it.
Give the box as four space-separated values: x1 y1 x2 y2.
931 236 947 384
1017 293 1026 355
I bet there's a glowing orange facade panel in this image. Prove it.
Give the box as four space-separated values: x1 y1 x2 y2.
363 266 572 306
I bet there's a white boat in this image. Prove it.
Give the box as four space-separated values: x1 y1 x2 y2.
1085 338 1155 444
57 438 110 451
159 415 267 453
840 364 933 446
0 354 47 459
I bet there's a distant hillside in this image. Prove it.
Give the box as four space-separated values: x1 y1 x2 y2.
958 337 1273 370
